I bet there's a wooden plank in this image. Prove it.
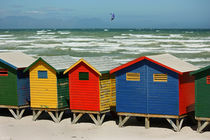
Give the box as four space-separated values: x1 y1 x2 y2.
58 111 64 122
72 113 83 124
89 114 99 125
32 110 42 121
19 109 25 119
8 109 19 120
71 109 109 114
197 120 201 131
0 105 29 109
48 112 59 123
31 107 68 111
100 114 106 125
119 116 130 127
126 73 140 81
117 112 148 117
117 112 186 119
195 117 210 121
166 118 178 132
198 121 210 133
145 117 150 129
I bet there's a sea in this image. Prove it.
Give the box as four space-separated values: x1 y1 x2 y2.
0 29 210 68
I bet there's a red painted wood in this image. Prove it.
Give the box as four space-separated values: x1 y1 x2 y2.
110 56 183 75
179 72 195 115
68 62 100 111
0 69 8 76
207 76 210 84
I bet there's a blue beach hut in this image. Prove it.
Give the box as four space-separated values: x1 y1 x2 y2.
110 54 198 131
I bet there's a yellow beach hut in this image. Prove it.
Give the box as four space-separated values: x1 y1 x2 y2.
24 56 76 123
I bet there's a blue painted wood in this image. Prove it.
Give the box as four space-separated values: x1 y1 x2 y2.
38 71 48 79
116 60 147 113
0 59 17 70
17 70 30 106
147 61 179 115
115 60 179 115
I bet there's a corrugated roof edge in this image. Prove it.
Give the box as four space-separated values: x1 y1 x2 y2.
0 58 17 70
190 65 210 76
110 55 186 75
23 57 57 73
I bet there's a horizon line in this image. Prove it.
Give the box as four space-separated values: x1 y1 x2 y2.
0 28 210 30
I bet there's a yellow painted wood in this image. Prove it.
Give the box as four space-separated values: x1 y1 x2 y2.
153 74 168 82
29 60 58 108
110 74 116 107
126 73 140 81
99 73 111 111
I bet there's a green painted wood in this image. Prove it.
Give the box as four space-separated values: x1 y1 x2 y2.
79 72 89 80
57 73 69 108
194 68 210 118
0 62 18 106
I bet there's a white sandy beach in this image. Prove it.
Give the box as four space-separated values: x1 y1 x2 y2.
0 110 209 140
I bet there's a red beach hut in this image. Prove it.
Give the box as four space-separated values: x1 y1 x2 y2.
64 57 119 125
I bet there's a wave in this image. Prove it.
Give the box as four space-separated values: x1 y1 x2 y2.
57 31 71 35
0 35 14 37
125 34 183 39
183 44 210 48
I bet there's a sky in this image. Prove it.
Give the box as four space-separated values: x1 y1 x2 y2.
0 0 210 29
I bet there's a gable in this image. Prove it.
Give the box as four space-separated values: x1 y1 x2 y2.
29 60 56 76
69 62 100 79
111 54 198 75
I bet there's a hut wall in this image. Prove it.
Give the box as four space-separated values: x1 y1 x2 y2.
99 73 111 111
0 62 18 106
69 62 100 111
115 60 179 115
57 73 69 108
17 70 30 106
194 70 210 118
147 61 179 115
179 72 195 115
110 74 116 107
29 61 58 108
115 60 147 114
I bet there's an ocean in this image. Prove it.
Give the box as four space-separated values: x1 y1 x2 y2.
0 29 210 67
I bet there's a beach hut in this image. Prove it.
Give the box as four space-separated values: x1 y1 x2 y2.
63 57 119 125
0 52 35 119
191 65 210 132
24 56 76 123
110 54 198 131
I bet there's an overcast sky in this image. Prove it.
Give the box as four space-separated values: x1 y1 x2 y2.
0 0 210 29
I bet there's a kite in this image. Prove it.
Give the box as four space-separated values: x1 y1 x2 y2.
110 13 115 21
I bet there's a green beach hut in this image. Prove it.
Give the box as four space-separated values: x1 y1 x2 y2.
0 52 35 119
191 65 210 132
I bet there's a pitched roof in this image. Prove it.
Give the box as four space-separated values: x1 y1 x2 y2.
110 54 198 75
83 57 120 73
24 56 77 73
190 65 210 75
41 56 76 71
24 55 120 74
0 52 35 69
64 56 121 75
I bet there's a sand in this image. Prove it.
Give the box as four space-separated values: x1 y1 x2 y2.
0 110 210 140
